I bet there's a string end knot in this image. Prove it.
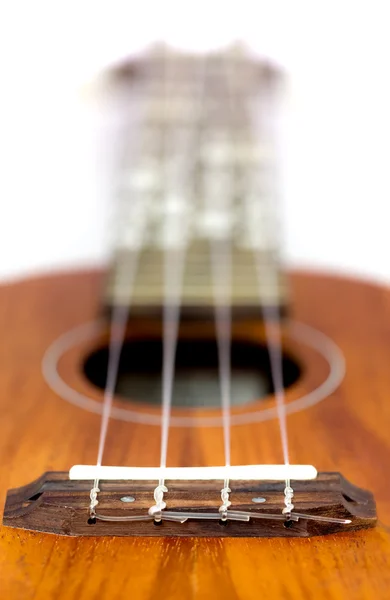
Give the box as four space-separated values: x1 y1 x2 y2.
149 484 168 521
89 486 100 517
282 485 294 517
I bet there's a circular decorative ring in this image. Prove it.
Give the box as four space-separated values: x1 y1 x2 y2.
42 319 345 427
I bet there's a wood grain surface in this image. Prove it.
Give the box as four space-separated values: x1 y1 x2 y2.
1 269 390 599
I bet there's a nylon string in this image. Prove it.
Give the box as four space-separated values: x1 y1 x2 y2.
251 72 294 514
153 55 206 509
89 65 152 514
208 52 236 512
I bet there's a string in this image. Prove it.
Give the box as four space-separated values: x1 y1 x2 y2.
251 66 294 516
94 246 142 470
262 307 290 469
151 51 205 517
207 51 237 515
261 303 293 514
89 62 153 517
154 53 186 508
210 236 233 514
90 259 140 516
91 306 130 489
158 246 186 483
150 241 187 518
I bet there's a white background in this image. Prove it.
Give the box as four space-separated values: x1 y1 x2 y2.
0 1 389 284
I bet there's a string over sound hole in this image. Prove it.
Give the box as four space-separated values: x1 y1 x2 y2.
83 338 300 409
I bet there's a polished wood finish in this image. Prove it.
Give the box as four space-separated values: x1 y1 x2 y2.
1 269 390 597
4 471 376 537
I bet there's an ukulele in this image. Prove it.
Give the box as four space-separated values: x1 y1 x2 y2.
1 44 389 599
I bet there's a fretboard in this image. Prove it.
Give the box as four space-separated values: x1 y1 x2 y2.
104 44 286 314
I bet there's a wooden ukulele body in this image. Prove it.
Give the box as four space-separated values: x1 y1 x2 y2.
1 269 390 599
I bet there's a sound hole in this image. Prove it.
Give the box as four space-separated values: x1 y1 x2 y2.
83 339 300 409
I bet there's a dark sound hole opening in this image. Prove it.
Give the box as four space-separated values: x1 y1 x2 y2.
83 338 301 409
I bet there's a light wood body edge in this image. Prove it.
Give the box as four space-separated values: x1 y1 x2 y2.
0 269 390 599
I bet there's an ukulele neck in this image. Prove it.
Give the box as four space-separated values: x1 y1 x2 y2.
103 44 287 318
